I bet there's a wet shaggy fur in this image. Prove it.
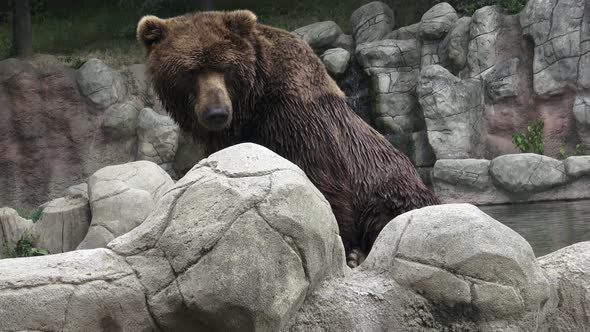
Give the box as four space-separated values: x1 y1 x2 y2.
138 10 440 262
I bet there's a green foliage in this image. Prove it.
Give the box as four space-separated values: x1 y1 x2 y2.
1 231 48 259
1 241 16 258
16 207 44 223
559 144 586 160
450 0 527 16
512 118 544 155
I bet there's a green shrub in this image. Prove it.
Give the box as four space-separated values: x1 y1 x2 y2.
1 231 48 259
559 144 586 160
512 118 544 155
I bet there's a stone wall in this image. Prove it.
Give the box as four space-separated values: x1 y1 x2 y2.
434 155 590 205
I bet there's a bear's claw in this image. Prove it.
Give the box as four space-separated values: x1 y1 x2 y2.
346 248 366 268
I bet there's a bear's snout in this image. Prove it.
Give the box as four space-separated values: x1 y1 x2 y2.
203 106 231 130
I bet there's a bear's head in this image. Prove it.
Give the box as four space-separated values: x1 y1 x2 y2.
137 10 261 133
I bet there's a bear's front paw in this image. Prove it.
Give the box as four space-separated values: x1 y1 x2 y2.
346 248 366 268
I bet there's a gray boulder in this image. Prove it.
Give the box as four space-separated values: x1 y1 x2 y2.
490 154 567 193
467 6 501 77
321 48 351 76
102 100 141 137
440 17 471 73
365 204 550 330
77 160 174 250
538 242 590 331
350 1 395 44
292 21 343 51
110 143 345 330
32 195 91 254
419 2 458 40
564 156 590 178
289 204 552 331
76 58 125 109
136 107 180 176
520 0 585 96
356 39 421 70
0 249 158 331
418 65 484 159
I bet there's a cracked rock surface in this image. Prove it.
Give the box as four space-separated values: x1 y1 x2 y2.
350 1 395 45
490 153 567 193
77 160 174 250
433 155 590 204
76 58 125 109
2 144 585 331
364 204 551 331
417 65 484 159
538 241 590 331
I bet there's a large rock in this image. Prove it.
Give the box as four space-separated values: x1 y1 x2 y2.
357 39 423 135
0 249 158 331
356 39 421 70
76 58 125 109
467 6 501 77
0 208 34 256
440 17 471 73
77 160 174 250
102 100 141 138
289 204 552 331
32 195 91 254
365 204 550 330
418 2 458 40
564 156 590 178
136 107 180 176
350 1 395 44
321 48 351 76
434 156 590 205
110 143 345 330
292 21 343 51
418 65 484 159
520 0 585 96
538 242 590 331
490 154 567 193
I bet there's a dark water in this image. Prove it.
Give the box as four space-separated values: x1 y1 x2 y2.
480 200 590 257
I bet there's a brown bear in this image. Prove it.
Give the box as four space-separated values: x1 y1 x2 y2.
137 10 440 267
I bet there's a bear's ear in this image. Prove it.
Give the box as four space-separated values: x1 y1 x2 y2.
137 15 167 48
224 10 257 36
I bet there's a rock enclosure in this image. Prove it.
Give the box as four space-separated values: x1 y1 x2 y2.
2 143 587 331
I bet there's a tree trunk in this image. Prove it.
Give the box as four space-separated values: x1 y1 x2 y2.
13 0 32 58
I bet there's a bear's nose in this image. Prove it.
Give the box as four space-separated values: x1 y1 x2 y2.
204 107 230 126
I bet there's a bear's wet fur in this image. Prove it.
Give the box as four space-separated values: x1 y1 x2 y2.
137 10 440 267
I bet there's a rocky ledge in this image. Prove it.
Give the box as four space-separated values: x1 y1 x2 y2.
1 144 589 331
434 154 590 205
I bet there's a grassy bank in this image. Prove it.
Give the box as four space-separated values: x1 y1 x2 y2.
0 0 442 67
